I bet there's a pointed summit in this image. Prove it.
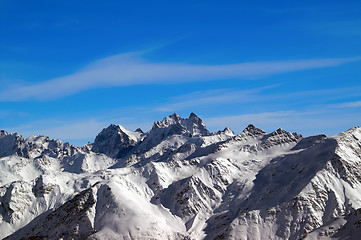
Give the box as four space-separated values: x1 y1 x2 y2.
217 127 235 136
270 128 287 136
0 131 25 158
142 113 210 152
189 112 198 119
155 113 181 128
167 113 181 121
135 128 144 134
269 128 302 139
241 124 266 136
151 113 209 137
92 124 141 158
263 128 302 148
0 130 8 137
184 113 210 136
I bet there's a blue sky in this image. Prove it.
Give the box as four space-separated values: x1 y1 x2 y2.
1 0 361 146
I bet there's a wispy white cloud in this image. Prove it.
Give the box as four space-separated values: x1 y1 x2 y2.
154 85 278 112
154 85 361 113
334 100 361 108
1 52 360 101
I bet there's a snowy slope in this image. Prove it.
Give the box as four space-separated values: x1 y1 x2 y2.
0 113 361 239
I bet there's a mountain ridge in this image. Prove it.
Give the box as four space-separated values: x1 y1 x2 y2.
1 113 361 239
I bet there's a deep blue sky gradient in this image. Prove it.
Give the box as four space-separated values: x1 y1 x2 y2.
1 1 361 145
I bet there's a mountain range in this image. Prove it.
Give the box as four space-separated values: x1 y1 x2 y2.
1 113 361 239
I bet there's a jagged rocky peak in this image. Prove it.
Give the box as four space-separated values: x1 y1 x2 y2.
260 127 303 148
0 130 8 137
135 128 144 133
217 127 235 136
152 113 180 129
241 124 266 136
2 119 361 239
0 131 25 158
184 112 210 136
25 135 64 150
155 113 181 127
135 113 210 153
92 124 141 158
270 127 288 136
152 113 210 137
269 127 302 139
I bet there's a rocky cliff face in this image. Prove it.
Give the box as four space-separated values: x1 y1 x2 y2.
92 124 142 159
1 113 361 239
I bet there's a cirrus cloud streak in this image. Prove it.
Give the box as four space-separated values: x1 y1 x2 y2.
1 52 360 101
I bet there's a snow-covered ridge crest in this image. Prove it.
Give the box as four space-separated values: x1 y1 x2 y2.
1 114 361 239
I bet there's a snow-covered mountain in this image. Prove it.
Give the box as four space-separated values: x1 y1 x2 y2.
1 113 361 239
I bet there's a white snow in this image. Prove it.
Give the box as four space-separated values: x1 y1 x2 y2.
1 115 361 239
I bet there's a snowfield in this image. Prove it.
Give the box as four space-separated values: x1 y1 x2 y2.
1 113 361 239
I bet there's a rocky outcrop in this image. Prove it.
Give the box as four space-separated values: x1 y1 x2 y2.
92 124 141 158
0 115 361 239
